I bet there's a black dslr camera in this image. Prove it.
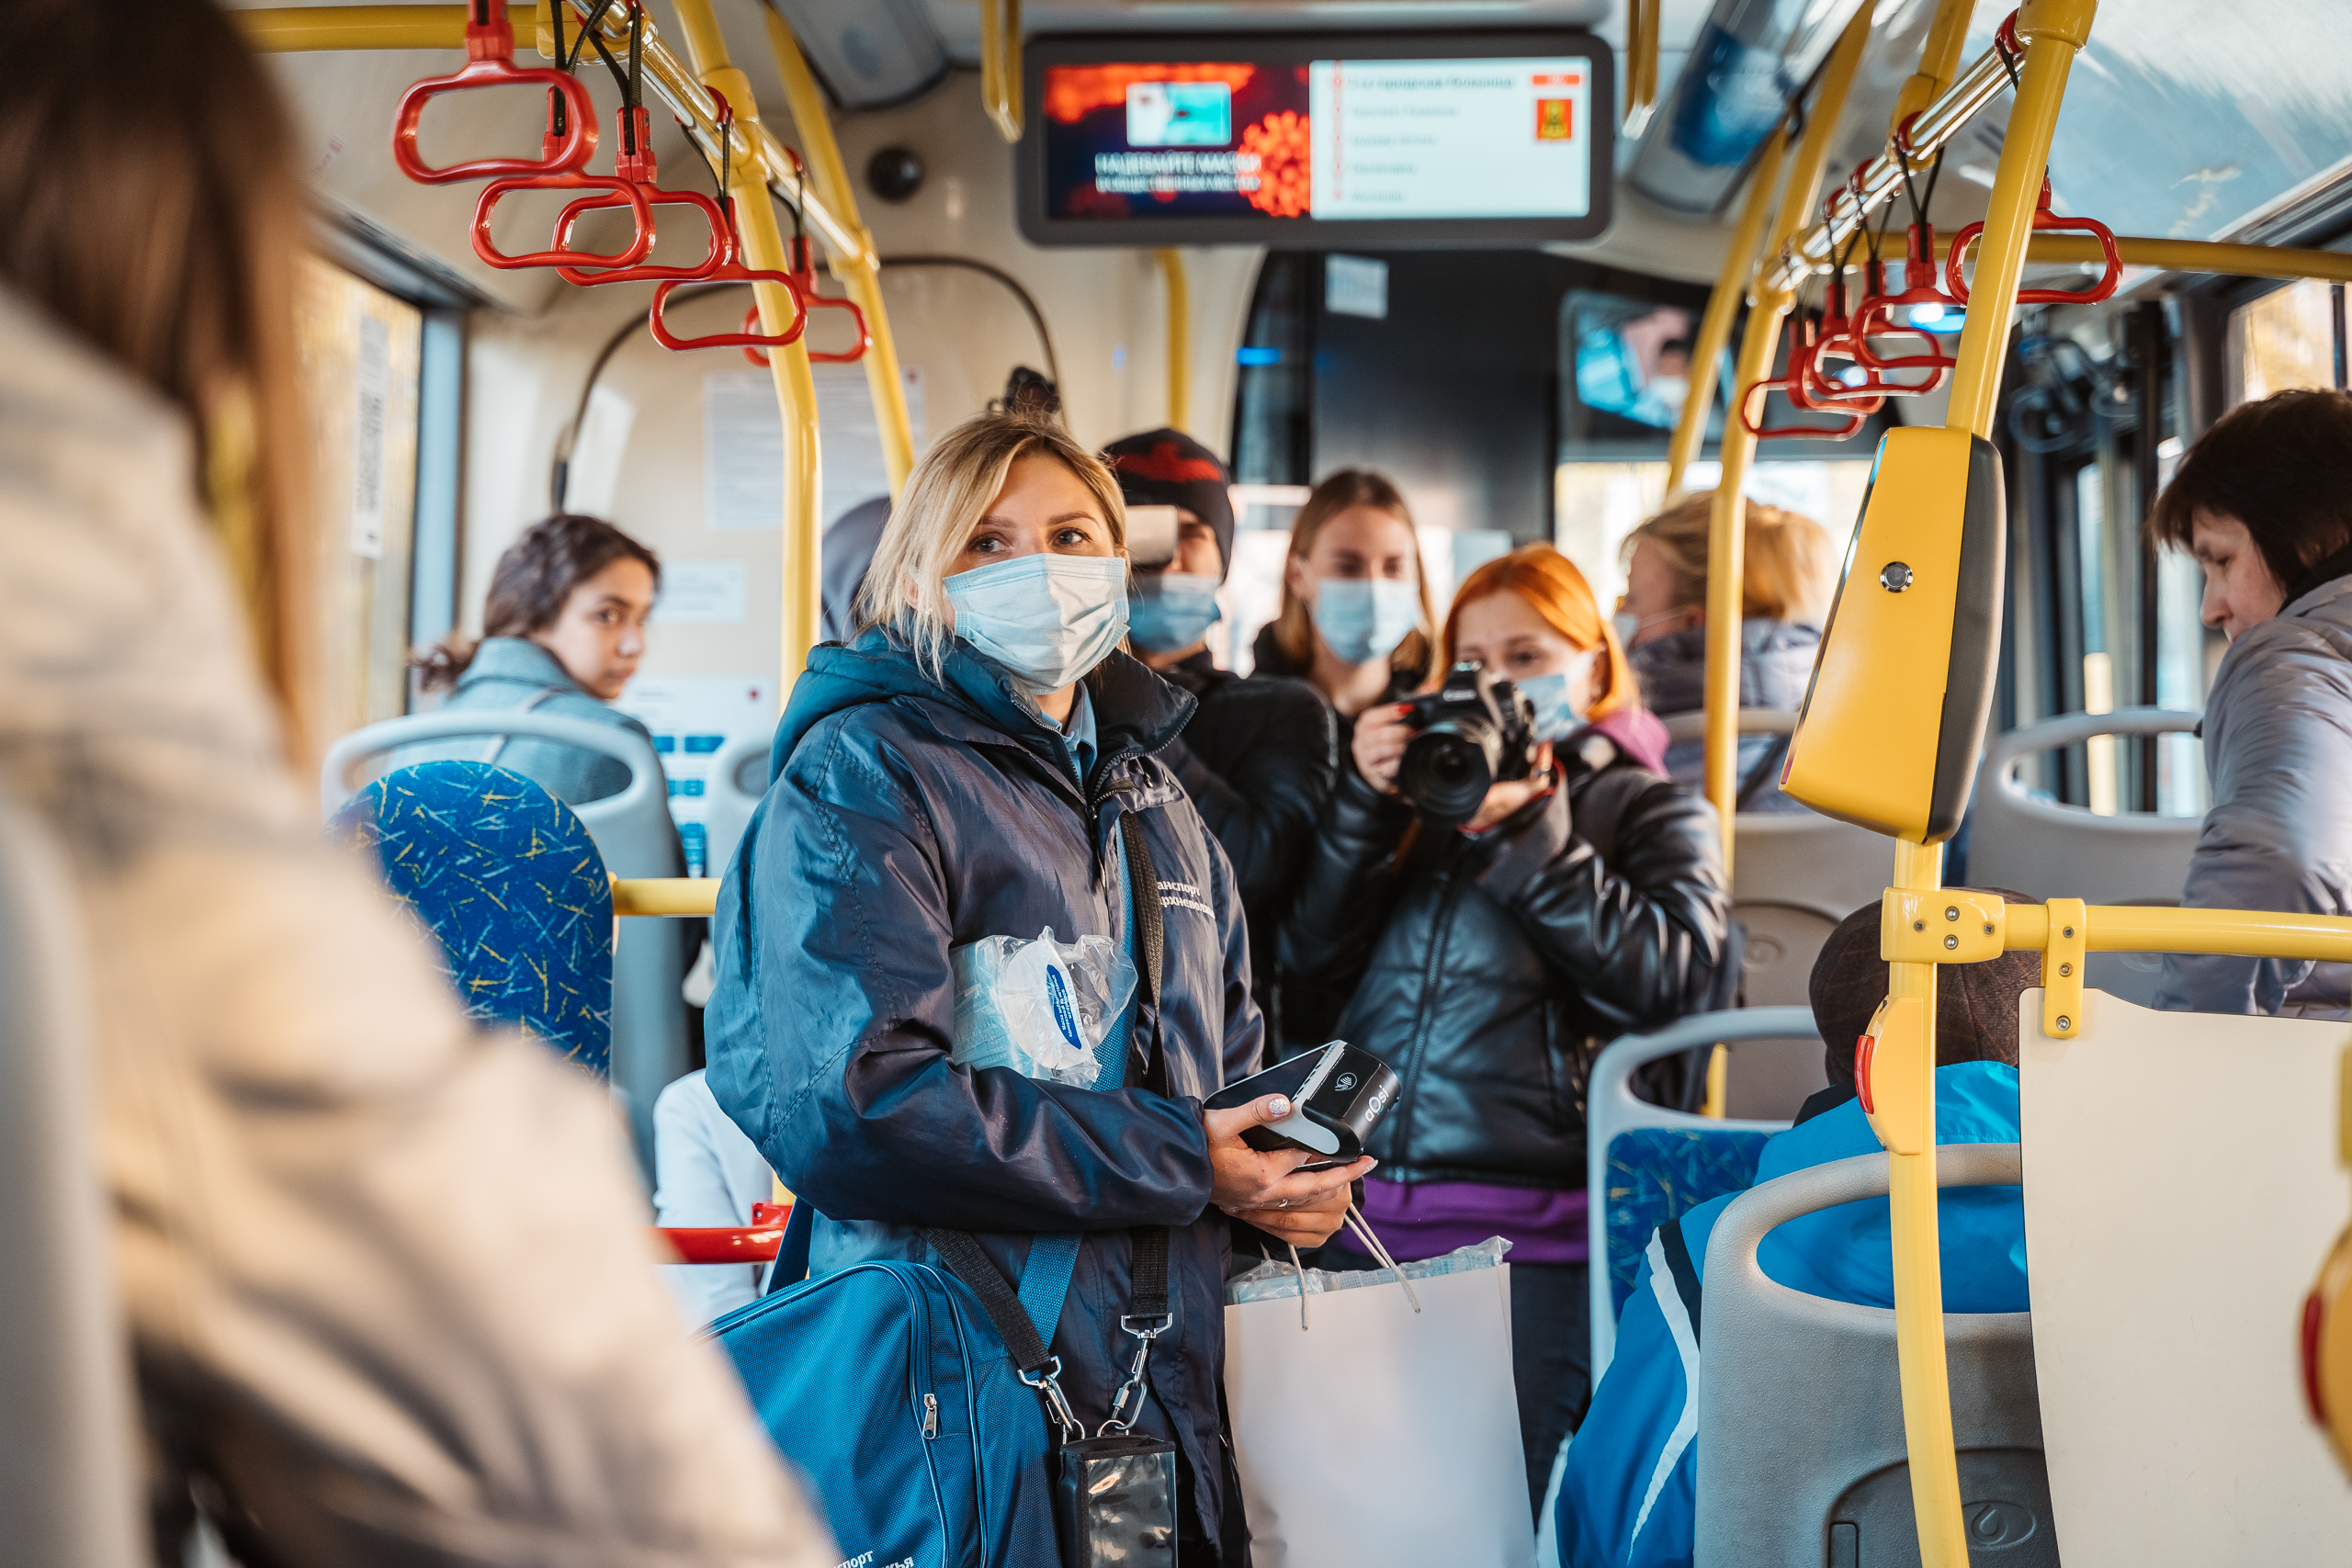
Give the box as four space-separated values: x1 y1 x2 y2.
1396 661 1541 826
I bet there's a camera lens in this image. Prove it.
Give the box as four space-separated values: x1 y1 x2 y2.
1398 717 1504 825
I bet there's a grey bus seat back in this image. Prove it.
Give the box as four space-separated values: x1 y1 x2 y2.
322 712 687 1168
0 792 145 1566
1694 1144 2049 1568
701 728 772 885
1664 709 1892 1008
1969 708 2201 1007
1586 1007 1815 1377
2021 987 2352 1564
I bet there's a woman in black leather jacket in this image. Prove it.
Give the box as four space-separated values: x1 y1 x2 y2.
1282 544 1736 1509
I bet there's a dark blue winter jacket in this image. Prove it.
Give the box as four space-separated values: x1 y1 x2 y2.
707 626 1262 1562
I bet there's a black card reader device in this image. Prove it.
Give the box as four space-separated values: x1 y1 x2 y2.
1203 1042 1399 1166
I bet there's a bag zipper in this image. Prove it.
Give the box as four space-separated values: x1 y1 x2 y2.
922 1391 939 1438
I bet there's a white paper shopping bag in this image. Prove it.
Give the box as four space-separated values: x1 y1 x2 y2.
1223 1261 1535 1568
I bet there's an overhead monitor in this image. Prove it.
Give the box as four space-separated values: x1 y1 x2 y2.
1020 32 1615 247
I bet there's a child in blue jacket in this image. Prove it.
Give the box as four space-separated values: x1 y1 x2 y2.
1545 897 2042 1568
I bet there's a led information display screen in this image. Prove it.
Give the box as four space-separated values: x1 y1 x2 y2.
1020 32 1614 247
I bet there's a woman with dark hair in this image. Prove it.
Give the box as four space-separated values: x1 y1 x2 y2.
416 513 666 807
2147 388 2352 1017
0 2 830 1562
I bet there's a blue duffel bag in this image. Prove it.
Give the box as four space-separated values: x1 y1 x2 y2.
708 1207 1062 1568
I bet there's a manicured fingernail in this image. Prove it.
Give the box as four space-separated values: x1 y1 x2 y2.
1267 1096 1291 1116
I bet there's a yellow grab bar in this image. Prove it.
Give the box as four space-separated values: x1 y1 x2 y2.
1623 0 1661 137
666 0 823 694
612 878 720 918
1664 122 1786 501
981 0 1023 143
1157 250 1191 431
762 6 915 500
1699 3 1871 873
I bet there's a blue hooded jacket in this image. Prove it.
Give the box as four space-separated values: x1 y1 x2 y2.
1547 1062 2029 1568
707 627 1262 1562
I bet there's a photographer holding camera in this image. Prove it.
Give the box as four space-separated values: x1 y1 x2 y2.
1282 543 1736 1510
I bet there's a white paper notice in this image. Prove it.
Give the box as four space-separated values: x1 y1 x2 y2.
650 559 747 626
703 366 927 532
1308 57 1591 220
705 371 787 532
614 675 775 877
567 383 636 517
350 312 390 558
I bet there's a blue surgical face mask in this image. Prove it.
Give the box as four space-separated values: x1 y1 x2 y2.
1127 572 1224 654
1312 577 1421 666
945 553 1129 694
1515 650 1601 740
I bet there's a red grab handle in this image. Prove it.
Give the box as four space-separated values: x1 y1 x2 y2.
391 0 596 184
472 173 654 271
1851 228 1962 380
552 191 729 285
1737 321 1871 441
652 1201 794 1266
1945 177 2124 307
648 268 812 355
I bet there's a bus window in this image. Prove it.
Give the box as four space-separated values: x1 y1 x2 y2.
1552 459 1871 611
293 259 424 733
2226 276 2344 404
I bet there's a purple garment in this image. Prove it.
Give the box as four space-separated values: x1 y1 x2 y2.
1351 1176 1589 1266
1578 706 1670 775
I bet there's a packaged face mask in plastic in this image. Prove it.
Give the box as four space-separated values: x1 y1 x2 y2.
950 926 1137 1087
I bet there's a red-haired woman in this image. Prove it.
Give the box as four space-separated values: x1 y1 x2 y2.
1282 543 1736 1508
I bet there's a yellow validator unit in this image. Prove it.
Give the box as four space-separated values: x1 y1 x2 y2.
1782 425 2006 842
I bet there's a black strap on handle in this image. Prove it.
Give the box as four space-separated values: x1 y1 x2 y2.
921 1228 1055 1374
1118 811 1163 1010
1127 1225 1170 1321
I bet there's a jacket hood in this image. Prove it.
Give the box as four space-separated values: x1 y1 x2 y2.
459 636 591 695
1577 706 1671 775
770 626 1194 784
1631 617 1822 717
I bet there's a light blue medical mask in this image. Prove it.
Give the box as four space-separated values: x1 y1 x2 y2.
1312 577 1421 666
1127 572 1224 654
1611 610 1643 648
945 553 1129 694
1515 650 1600 740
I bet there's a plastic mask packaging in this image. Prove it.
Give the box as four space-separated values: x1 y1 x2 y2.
1128 572 1224 654
1313 577 1421 666
1516 650 1600 740
949 927 1138 1087
945 553 1129 694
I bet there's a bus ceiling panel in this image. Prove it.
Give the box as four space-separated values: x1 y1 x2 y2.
255 41 727 317
915 0 1612 60
770 0 950 110
1955 0 2352 252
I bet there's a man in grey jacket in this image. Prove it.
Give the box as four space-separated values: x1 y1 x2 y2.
2147 389 2352 1016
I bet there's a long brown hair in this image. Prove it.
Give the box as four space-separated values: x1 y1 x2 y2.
1270 469 1442 684
1623 491 1836 624
0 0 315 756
1442 545 1637 720
416 515 663 691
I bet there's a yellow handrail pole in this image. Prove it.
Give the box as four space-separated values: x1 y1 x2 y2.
1623 0 1661 137
1664 123 1786 500
761 6 914 499
1156 250 1191 432
669 0 824 691
239 4 467 50
1891 0 1977 131
1702 3 1871 869
612 878 721 918
981 0 1023 143
1935 233 2352 286
1884 7 2096 1567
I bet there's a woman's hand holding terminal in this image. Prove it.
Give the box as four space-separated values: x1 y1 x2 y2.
1204 1094 1376 1247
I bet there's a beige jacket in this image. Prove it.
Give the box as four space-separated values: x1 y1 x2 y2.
0 287 833 1567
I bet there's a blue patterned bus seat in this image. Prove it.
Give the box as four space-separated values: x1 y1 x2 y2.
1605 1126 1772 1314
330 761 613 1077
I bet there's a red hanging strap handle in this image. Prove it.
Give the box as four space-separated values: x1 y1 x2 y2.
392 0 596 184
473 170 654 271
648 231 812 354
651 1201 793 1265
1737 315 1872 441
1852 224 1962 375
1945 176 2124 307
551 107 729 285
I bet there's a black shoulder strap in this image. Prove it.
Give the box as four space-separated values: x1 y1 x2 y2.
1128 1224 1170 1320
922 1228 1057 1374
1118 810 1164 1009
